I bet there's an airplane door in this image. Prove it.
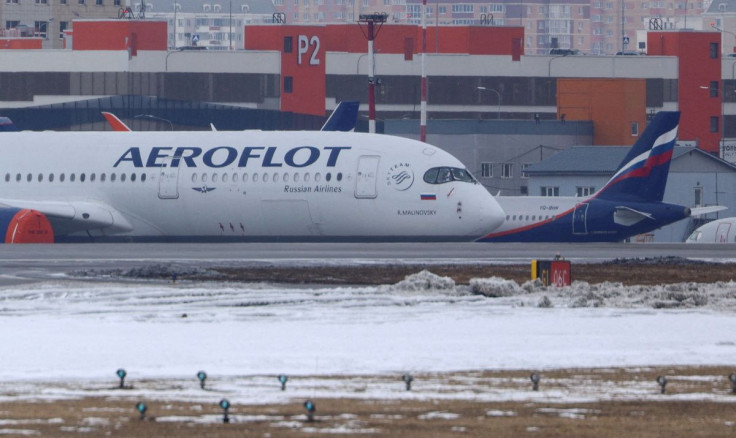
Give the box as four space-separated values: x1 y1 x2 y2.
355 155 379 199
158 159 180 199
572 203 588 235
715 223 731 243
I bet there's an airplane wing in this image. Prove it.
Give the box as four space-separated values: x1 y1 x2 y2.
690 205 728 216
0 116 18 132
101 112 132 132
613 206 655 226
0 198 134 238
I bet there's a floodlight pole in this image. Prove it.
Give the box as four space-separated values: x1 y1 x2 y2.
358 13 387 134
420 0 427 142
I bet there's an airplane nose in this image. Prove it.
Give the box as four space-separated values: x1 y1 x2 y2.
470 189 505 236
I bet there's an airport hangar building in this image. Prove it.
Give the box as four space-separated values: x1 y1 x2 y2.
0 20 734 241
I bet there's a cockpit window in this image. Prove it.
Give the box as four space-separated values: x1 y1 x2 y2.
424 167 477 184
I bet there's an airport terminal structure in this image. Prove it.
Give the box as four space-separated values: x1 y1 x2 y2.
0 16 735 241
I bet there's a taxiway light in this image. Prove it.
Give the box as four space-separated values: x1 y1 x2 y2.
197 371 207 389
729 373 736 393
116 368 127 389
304 399 316 422
135 402 147 420
656 376 668 394
401 374 414 391
219 398 231 423
530 372 541 391
278 374 289 391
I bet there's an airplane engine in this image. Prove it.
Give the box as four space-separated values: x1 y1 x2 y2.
0 208 54 243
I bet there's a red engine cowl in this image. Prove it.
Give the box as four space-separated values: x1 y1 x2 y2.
0 208 54 243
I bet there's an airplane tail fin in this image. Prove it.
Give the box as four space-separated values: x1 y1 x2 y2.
0 116 17 132
321 101 360 132
101 112 132 132
596 111 680 203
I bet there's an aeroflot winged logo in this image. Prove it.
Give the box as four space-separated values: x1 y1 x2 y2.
386 162 414 191
113 146 352 168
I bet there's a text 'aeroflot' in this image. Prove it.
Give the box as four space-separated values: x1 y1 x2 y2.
0 130 504 242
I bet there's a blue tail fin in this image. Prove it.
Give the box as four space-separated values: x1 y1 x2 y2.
596 111 680 203
321 101 360 132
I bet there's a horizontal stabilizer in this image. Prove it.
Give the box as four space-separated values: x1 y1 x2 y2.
690 205 728 217
614 206 655 226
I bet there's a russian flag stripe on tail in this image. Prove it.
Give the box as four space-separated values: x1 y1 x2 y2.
595 111 680 203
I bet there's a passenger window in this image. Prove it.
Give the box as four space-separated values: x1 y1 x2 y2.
253 173 259 182
304 173 311 182
49 173 54 182
294 173 300 182
4 173 8 182
202 173 208 183
326 173 331 182
243 173 248 182
121 173 126 182
90 173 96 182
192 173 198 183
222 173 228 183
26 173 32 182
212 173 218 183
38 173 43 182
80 173 86 182
131 173 136 182
100 173 106 182
263 173 269 183
337 172 343 181
111 173 116 182
315 172 321 182
283 173 289 182
70 174 76 182
273 173 279 182
60 173 66 182
141 173 146 182
512 215 517 220
232 173 238 182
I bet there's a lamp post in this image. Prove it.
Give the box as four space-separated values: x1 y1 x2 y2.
358 13 388 134
476 86 501 119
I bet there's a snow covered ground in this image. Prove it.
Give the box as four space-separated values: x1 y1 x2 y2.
1 270 735 407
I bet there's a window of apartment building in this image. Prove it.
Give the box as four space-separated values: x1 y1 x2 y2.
631 121 639 136
642 2 649 8
521 163 531 179
452 4 474 13
480 162 493 178
59 21 68 39
710 42 719 59
6 0 19 3
576 186 595 197
78 0 85 4
541 186 560 196
694 186 703 207
709 81 719 98
284 76 293 93
34 21 47 38
35 0 49 4
605 2 613 8
710 116 719 133
96 0 103 4
5 20 20 28
438 6 446 13
501 163 513 179
490 4 504 12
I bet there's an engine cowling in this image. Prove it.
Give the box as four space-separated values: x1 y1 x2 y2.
0 208 54 243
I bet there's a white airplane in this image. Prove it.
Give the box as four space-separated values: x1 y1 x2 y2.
686 217 736 244
0 130 504 242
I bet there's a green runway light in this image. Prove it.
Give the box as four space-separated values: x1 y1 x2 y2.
530 372 541 391
401 374 414 391
116 368 127 389
135 402 147 420
278 374 289 391
304 399 316 422
219 398 230 423
197 371 207 389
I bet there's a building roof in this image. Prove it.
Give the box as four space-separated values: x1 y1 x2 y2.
705 0 736 14
526 145 736 175
525 146 628 175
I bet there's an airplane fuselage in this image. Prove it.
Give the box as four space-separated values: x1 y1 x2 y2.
0 130 504 242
